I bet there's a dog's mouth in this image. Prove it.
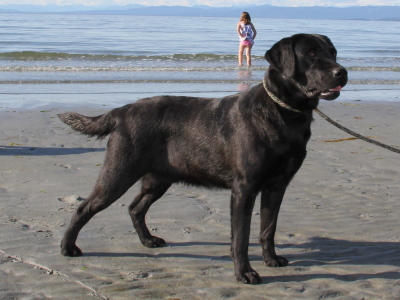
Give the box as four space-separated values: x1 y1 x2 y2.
307 86 343 100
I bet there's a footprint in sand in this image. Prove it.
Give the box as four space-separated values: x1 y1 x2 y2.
58 195 85 204
55 163 71 169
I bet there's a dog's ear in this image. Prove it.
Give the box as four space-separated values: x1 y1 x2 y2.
264 36 295 78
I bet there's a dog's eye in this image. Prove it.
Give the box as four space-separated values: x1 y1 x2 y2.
309 51 317 57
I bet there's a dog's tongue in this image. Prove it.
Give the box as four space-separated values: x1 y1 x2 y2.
330 86 342 92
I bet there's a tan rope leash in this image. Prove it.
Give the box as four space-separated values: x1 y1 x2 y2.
262 80 400 154
314 108 400 155
262 78 303 113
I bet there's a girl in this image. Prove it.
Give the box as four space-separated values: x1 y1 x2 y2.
237 12 257 66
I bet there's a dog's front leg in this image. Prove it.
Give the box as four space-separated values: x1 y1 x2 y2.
259 188 289 267
230 184 261 284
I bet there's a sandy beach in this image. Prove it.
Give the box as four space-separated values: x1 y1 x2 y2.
1 99 400 299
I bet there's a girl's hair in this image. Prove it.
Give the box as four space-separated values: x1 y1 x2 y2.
240 12 251 24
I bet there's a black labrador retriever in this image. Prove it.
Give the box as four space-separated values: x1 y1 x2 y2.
59 34 347 284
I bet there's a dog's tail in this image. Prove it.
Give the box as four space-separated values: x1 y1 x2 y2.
58 111 116 138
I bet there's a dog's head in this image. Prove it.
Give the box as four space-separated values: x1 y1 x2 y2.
265 34 348 101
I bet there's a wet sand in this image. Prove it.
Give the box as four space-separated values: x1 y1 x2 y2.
1 99 400 299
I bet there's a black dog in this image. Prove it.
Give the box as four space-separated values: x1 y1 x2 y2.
59 34 347 284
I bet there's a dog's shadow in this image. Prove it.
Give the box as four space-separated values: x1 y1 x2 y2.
84 237 400 283
84 241 233 261
263 236 400 283
0 145 105 156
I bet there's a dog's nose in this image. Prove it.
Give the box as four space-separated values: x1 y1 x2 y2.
333 68 347 79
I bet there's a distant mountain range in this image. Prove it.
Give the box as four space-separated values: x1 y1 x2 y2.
0 4 399 21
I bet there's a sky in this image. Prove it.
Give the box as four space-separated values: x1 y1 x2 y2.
1 0 399 6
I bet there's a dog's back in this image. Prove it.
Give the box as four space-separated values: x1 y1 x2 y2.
59 92 252 188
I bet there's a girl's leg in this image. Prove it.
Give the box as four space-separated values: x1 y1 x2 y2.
238 43 245 66
245 45 253 66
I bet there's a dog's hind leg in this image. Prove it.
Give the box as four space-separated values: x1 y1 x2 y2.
128 174 172 248
259 188 289 267
61 138 140 257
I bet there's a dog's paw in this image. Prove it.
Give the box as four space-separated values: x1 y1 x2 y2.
263 255 289 267
143 236 166 248
236 270 262 284
61 243 83 257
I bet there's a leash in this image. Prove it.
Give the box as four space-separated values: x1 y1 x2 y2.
262 80 400 154
314 108 400 154
262 78 303 113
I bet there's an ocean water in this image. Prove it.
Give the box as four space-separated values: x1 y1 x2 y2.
0 13 399 109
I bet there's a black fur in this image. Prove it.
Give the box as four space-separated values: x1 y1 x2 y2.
59 34 348 284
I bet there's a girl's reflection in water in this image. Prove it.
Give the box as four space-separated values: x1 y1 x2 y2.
238 69 252 91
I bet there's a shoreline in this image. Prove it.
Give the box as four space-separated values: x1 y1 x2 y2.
1 99 400 299
1 80 399 112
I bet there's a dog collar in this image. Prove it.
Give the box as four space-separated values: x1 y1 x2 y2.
262 78 303 113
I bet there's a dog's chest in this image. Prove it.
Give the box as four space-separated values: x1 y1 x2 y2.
261 148 306 190
259 129 309 189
